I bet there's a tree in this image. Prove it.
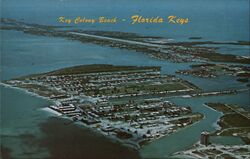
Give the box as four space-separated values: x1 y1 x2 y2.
147 130 151 134
124 114 131 121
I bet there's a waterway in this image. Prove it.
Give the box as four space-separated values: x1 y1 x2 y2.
140 91 249 158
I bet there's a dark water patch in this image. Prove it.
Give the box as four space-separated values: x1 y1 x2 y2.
19 134 38 147
0 145 13 159
1 133 48 159
38 117 141 159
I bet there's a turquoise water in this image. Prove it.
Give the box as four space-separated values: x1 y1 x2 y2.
140 91 249 158
1 30 193 81
210 136 244 145
0 85 140 159
2 30 248 93
0 85 51 158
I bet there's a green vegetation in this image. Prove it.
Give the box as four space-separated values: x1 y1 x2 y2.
237 78 249 83
1 18 250 64
198 53 250 64
220 127 250 136
178 63 250 79
189 37 202 40
219 114 250 128
14 64 160 80
238 41 250 45
237 73 250 78
206 103 234 114
76 30 161 41
169 40 250 46
116 131 133 139
85 82 190 96
206 103 250 144
124 82 187 93
46 64 160 76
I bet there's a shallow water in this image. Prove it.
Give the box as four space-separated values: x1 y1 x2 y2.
0 86 51 158
0 85 141 159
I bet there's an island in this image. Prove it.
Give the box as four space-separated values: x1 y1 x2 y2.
206 103 250 144
171 103 250 158
4 64 204 149
176 63 250 85
1 18 250 64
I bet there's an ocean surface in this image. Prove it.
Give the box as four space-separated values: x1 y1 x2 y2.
2 0 250 41
0 85 140 159
1 0 250 158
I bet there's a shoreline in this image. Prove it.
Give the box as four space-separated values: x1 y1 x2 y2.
140 113 204 150
203 103 223 131
1 62 234 154
0 82 54 103
40 107 63 116
0 82 141 149
203 103 250 144
0 82 141 151
1 18 249 64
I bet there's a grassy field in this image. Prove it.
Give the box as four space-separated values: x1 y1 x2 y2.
46 65 160 76
86 82 189 96
207 103 250 144
219 114 250 128
206 103 234 114
13 65 161 79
